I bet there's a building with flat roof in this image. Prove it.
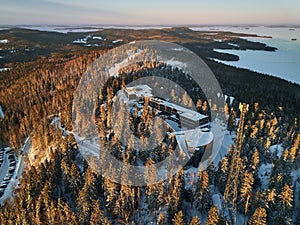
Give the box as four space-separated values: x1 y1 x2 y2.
124 85 152 101
122 85 213 168
148 97 209 129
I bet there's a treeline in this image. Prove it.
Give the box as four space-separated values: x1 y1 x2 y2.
0 47 299 224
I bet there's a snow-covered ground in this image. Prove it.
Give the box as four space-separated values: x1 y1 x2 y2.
92 36 104 40
269 144 284 158
228 42 240 48
108 49 145 77
0 68 11 72
258 163 273 189
112 39 122 44
0 105 4 118
165 59 187 70
72 35 91 44
0 39 9 44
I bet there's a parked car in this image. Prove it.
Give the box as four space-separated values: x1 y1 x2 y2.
5 149 12 154
3 175 12 181
2 180 9 185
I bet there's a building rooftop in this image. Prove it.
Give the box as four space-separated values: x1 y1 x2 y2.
150 97 208 121
125 85 153 99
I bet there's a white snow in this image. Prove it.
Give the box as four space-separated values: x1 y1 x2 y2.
212 193 223 213
258 163 273 189
269 144 284 158
0 105 4 118
228 43 240 47
112 39 123 44
109 49 145 77
171 47 184 51
50 117 69 136
84 44 100 47
73 39 87 44
73 35 91 44
0 68 10 72
92 36 103 40
0 39 8 44
165 59 187 70
214 39 223 42
224 94 235 105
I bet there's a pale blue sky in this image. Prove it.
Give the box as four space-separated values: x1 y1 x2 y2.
0 0 300 25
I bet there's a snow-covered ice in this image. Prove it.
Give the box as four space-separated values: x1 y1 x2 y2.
228 43 240 47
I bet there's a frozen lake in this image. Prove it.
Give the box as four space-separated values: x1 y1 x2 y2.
191 26 300 84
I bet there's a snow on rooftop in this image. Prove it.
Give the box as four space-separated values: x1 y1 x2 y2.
174 129 214 149
150 97 208 121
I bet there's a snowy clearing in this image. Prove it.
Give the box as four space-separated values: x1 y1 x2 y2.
165 59 187 70
258 163 273 189
269 144 284 158
0 68 10 72
109 49 145 77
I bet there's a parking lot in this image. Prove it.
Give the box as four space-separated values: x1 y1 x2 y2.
0 148 16 199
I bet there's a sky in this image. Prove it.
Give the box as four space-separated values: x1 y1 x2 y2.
0 0 300 25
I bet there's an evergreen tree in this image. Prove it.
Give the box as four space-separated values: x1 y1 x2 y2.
172 210 186 225
190 216 202 225
205 206 219 225
248 207 267 225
